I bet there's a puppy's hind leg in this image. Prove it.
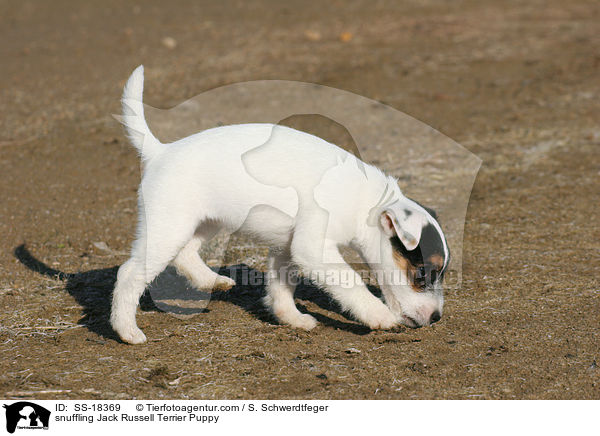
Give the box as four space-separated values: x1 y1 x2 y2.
172 235 236 291
111 214 197 344
110 255 148 344
263 249 317 330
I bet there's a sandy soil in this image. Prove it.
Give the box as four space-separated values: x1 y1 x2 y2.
0 0 598 399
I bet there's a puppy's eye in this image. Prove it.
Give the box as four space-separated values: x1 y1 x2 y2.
412 266 427 290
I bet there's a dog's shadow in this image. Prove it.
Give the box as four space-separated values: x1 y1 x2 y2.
14 245 374 341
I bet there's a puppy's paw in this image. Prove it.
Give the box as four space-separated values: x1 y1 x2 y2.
363 304 397 330
112 318 147 344
274 307 318 331
123 328 147 344
213 275 236 291
289 313 319 331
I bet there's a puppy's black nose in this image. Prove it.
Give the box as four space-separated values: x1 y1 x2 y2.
429 311 441 325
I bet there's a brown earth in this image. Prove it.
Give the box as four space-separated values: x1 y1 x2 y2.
0 0 598 400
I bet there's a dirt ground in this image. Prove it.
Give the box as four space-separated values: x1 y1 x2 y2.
0 0 598 400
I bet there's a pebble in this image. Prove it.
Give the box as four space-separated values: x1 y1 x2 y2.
339 31 353 42
304 30 321 41
92 241 111 252
162 36 177 49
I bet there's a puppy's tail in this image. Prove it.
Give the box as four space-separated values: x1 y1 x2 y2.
117 65 163 161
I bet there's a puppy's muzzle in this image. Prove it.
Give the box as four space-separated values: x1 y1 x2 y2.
403 310 441 328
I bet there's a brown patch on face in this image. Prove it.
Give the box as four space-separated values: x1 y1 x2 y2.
392 250 424 292
428 254 444 270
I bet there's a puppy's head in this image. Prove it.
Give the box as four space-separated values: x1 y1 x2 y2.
378 197 450 328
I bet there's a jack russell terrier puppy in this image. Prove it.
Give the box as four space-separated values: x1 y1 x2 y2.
111 66 450 344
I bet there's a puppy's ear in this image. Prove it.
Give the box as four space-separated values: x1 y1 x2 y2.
380 207 426 251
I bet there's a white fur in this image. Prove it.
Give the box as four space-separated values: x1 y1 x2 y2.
110 66 445 344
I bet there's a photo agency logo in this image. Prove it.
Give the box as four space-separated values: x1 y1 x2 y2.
115 75 481 322
3 402 50 433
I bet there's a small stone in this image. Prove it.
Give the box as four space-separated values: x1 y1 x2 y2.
339 31 353 42
93 241 111 252
304 30 321 41
162 36 177 49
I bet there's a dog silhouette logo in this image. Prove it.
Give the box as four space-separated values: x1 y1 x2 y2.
3 402 50 433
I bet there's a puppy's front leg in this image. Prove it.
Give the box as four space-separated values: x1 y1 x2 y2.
291 240 397 330
263 249 318 330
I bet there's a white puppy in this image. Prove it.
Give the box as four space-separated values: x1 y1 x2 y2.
111 66 450 344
